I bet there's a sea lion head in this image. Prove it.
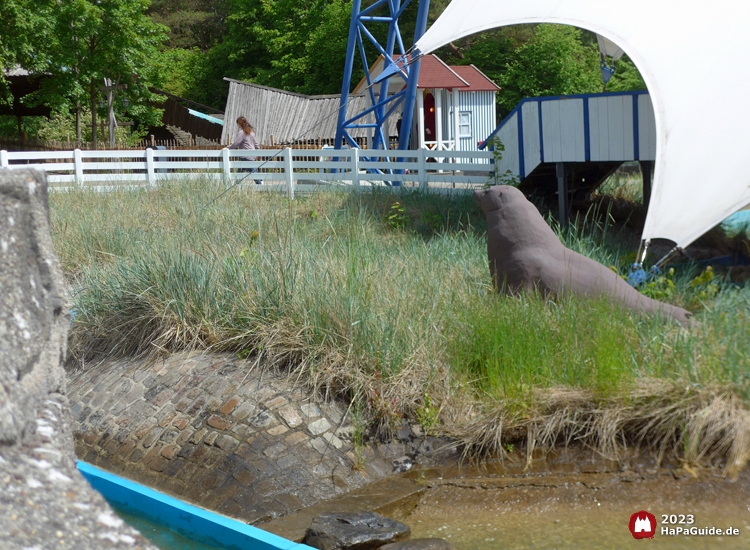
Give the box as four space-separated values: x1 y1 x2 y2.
473 185 525 214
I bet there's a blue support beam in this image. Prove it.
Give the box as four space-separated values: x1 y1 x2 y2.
335 0 430 183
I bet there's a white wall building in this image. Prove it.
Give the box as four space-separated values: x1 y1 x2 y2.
354 54 499 153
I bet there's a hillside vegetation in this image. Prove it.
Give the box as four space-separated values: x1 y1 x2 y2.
51 179 750 472
1 0 645 142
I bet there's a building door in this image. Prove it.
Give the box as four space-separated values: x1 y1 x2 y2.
423 91 436 145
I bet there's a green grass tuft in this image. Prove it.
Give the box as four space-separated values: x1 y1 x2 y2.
50 179 750 470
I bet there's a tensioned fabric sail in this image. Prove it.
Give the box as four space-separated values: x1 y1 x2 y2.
596 35 624 62
414 0 750 252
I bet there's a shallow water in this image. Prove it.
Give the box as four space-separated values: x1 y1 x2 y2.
404 471 750 549
114 508 222 550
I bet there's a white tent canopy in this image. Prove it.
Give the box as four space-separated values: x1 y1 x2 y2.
596 35 624 62
415 0 750 253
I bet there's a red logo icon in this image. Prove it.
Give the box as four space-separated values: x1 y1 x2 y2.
628 510 657 539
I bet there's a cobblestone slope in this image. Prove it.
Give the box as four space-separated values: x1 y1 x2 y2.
68 353 425 524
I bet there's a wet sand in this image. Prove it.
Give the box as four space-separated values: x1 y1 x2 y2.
403 470 750 549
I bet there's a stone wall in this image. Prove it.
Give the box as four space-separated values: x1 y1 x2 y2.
0 169 155 549
69 353 435 524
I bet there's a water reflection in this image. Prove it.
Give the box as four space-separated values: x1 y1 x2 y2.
115 508 223 550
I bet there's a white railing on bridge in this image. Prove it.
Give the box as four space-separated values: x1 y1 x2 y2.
0 148 496 196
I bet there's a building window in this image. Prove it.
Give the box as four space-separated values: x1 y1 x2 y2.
458 112 472 138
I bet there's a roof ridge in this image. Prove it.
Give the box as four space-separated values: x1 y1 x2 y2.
431 54 470 87
223 78 364 100
468 63 500 90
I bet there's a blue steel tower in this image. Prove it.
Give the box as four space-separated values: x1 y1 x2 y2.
334 0 430 154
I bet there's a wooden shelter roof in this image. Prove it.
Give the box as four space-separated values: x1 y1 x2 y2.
0 69 51 118
222 79 395 145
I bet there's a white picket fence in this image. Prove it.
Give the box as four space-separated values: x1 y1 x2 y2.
0 148 496 197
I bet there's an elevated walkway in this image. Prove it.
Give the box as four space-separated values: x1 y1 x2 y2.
482 90 656 223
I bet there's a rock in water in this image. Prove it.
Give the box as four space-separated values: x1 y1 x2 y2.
392 456 413 473
474 185 693 325
304 511 411 550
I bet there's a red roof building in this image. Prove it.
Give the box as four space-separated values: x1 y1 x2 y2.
450 65 501 92
353 54 500 152
415 55 470 89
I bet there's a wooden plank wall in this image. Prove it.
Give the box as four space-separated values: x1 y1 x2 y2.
638 94 657 161
541 98 585 163
457 90 497 152
483 90 657 182
493 112 520 177
222 80 394 146
161 98 223 143
589 95 634 161
521 102 541 178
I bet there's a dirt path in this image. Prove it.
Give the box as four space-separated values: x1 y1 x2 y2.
403 470 750 549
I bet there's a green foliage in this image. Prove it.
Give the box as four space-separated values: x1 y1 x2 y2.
690 266 716 288
485 137 521 187
421 210 443 233
148 0 228 50
152 48 205 98
436 25 535 99
606 57 647 92
16 1 646 118
385 201 408 230
171 44 234 109
3 1 651 122
0 0 53 75
217 0 352 95
497 25 602 115
1 0 167 142
440 23 646 117
351 403 367 470
689 266 719 304
48 182 750 441
415 392 440 435
641 267 677 301
639 266 720 306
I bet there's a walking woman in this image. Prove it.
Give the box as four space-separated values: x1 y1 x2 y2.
228 116 262 184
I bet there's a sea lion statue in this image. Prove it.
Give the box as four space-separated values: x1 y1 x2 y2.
474 185 693 325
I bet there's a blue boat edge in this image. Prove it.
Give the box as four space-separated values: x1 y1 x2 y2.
77 461 315 550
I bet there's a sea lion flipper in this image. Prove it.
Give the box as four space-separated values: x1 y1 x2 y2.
479 185 694 326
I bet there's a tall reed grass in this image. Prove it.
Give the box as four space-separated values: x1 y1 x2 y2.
50 178 750 470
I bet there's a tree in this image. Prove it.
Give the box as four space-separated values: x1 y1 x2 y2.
0 0 52 98
496 25 602 115
0 0 49 70
43 0 167 146
436 25 536 98
223 0 321 93
606 57 647 92
148 0 228 51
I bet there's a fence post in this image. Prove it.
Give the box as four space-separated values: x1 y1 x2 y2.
146 148 155 188
0 150 8 168
74 148 84 188
350 147 360 189
284 147 295 199
418 148 427 190
222 147 231 183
